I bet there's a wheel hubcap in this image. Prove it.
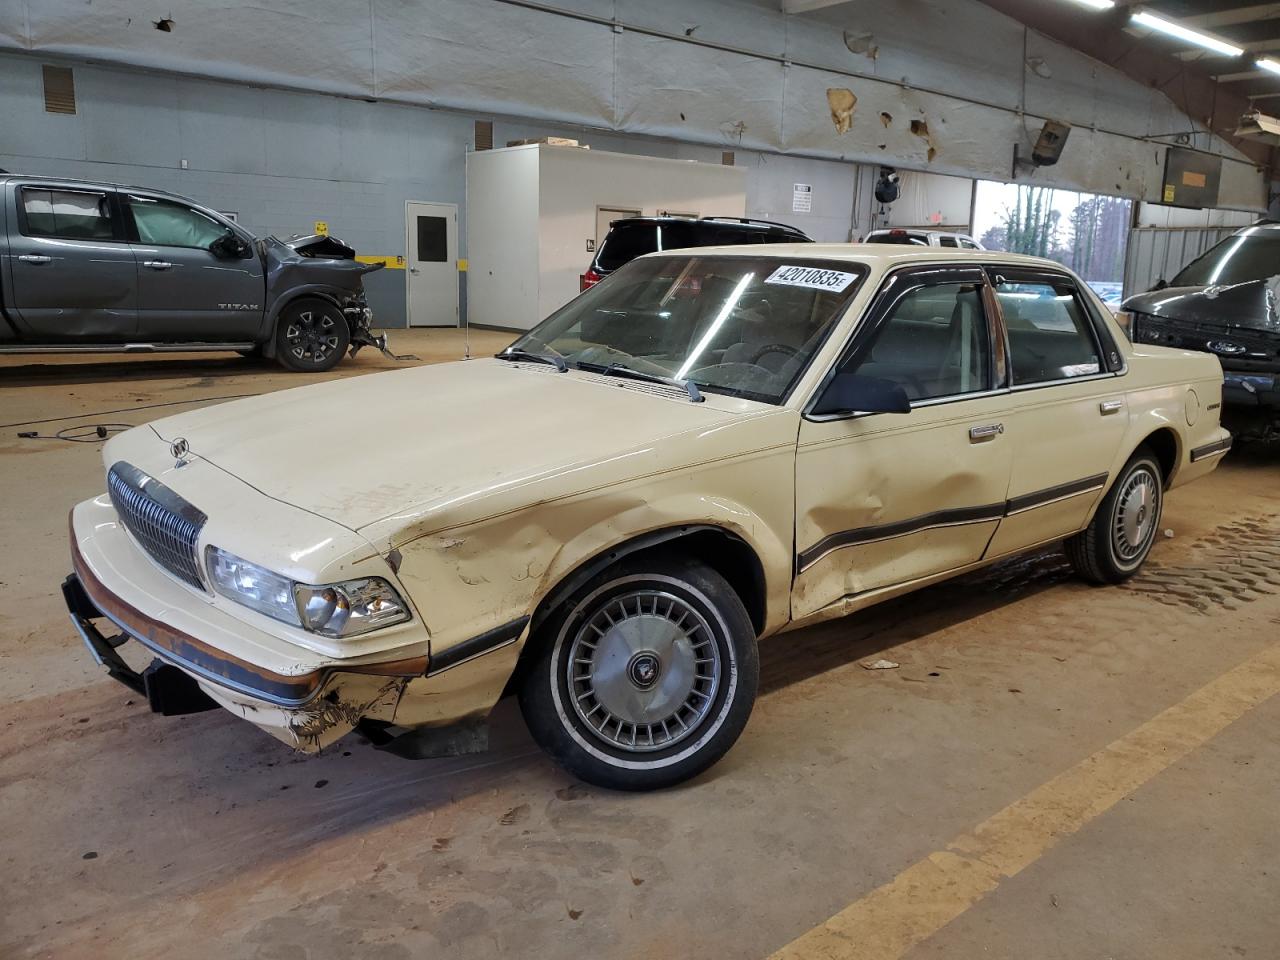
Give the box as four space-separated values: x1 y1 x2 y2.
566 590 721 752
1113 467 1159 563
285 311 339 363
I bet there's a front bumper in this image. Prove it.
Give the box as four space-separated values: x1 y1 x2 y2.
1223 370 1279 410
67 494 527 753
67 500 427 751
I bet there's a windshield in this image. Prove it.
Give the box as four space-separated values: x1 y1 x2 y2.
507 255 865 405
1171 229 1280 287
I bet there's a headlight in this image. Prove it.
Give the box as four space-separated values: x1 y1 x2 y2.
295 579 409 637
205 546 410 637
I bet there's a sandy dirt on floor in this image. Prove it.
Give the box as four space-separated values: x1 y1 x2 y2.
1 333 1277 959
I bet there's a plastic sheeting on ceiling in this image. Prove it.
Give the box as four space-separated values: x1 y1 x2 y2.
0 0 1264 208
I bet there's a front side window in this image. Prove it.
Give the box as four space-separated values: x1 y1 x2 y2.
126 196 229 249
507 255 865 404
996 281 1102 384
939 236 958 247
849 281 990 401
21 188 113 240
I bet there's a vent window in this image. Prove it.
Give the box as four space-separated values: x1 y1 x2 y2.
474 119 493 151
42 65 76 115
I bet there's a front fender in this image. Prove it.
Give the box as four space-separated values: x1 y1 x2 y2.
391 442 797 666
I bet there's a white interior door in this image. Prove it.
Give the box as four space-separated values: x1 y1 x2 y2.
406 201 458 327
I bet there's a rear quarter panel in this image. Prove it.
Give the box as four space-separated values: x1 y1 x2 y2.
1117 344 1228 488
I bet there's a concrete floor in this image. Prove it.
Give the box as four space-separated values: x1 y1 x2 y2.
1 330 1277 960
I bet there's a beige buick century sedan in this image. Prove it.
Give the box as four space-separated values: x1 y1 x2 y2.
66 246 1231 790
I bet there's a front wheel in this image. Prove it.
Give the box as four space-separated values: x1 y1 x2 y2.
519 555 759 791
274 299 350 372
1065 449 1164 584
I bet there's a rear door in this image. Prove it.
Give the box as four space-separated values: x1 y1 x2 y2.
982 267 1130 557
6 183 137 339
122 192 263 340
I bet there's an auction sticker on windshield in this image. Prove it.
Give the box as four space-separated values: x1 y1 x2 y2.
764 265 859 292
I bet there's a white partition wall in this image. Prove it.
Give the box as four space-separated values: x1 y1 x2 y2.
468 144 747 330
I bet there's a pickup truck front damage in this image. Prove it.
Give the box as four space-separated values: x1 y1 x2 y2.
267 236 390 359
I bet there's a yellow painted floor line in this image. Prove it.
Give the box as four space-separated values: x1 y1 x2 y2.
768 643 1280 960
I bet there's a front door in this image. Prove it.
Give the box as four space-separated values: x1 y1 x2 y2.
123 192 264 340
982 268 1130 557
406 201 458 327
6 183 137 339
793 266 1015 621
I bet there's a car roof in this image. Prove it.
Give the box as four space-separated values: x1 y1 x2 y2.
0 174 195 205
638 242 1066 271
611 216 806 233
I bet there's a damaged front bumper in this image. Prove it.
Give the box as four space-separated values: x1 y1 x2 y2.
65 498 514 754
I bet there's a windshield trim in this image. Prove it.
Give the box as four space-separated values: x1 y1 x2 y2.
516 253 870 409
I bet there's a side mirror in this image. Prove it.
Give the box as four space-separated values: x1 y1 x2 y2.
811 373 912 416
1151 277 1168 291
210 232 249 259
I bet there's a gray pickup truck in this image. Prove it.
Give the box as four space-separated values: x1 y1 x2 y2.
0 175 386 372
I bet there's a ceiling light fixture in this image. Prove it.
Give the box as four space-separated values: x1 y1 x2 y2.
1257 57 1280 75
1130 10 1244 57
1065 0 1114 10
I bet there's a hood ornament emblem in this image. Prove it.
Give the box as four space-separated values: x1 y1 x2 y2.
1206 340 1246 356
170 437 191 467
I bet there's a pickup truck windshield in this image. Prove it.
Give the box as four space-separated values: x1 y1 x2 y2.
1172 229 1280 287
510 255 865 404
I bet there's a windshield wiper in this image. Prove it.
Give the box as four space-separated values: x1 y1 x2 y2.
578 361 704 403
496 338 568 372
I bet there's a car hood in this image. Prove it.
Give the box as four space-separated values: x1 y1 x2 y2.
1123 280 1280 334
146 359 780 538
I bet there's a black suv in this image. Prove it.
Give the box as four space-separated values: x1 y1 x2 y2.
582 216 813 289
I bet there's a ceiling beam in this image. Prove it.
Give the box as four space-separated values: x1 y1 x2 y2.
1181 4 1280 29
779 0 852 12
1214 68 1271 81
1178 36 1280 60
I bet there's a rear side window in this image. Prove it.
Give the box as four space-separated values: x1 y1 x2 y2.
21 188 114 240
596 224 658 271
996 281 1102 384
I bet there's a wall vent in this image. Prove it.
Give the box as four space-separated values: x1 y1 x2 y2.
43 65 76 115
474 119 493 151
721 151 735 166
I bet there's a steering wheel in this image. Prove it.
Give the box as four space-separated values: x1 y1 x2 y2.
748 342 802 365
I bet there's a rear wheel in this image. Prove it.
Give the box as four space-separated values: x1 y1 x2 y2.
519 555 759 791
1065 449 1163 584
274 299 349 372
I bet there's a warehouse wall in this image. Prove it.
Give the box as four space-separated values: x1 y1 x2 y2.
0 51 862 326
0 0 1264 206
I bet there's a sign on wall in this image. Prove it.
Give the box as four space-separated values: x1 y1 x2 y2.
792 183 813 214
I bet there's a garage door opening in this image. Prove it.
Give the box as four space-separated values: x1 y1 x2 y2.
973 181 1131 309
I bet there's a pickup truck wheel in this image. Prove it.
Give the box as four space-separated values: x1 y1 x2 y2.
519 555 759 791
1065 449 1163 584
274 300 349 372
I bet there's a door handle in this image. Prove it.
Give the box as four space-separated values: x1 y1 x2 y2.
409 267 420 274
1099 399 1124 415
143 260 173 270
18 254 52 264
969 423 1004 442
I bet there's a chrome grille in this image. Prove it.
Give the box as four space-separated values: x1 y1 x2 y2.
106 462 207 590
